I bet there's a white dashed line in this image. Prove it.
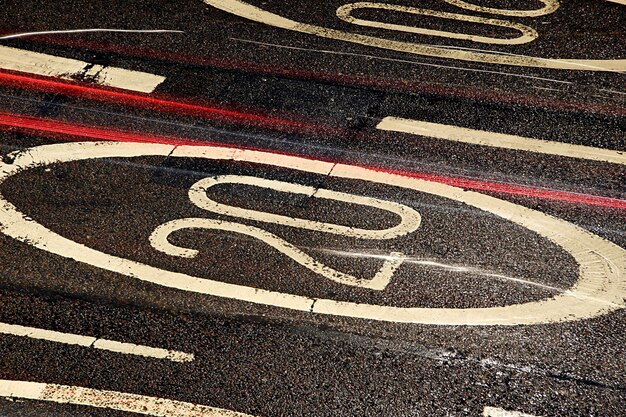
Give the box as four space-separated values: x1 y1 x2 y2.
0 379 255 416
0 322 194 362
377 117 626 165
0 45 165 92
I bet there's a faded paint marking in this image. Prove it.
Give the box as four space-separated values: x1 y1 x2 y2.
0 322 193 362
0 379 255 416
484 406 541 417
0 45 165 93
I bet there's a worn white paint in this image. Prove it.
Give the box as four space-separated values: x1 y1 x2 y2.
0 142 624 325
0 379 255 416
0 45 165 92
0 322 193 362
202 0 626 72
336 3 538 45
484 406 541 417
376 117 626 165
444 0 559 17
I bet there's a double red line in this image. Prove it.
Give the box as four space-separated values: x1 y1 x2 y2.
0 110 623 210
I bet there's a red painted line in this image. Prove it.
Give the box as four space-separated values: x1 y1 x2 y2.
0 70 342 136
11 36 626 118
1 112 624 210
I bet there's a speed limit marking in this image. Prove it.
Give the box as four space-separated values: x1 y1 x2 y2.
0 141 624 326
202 0 626 72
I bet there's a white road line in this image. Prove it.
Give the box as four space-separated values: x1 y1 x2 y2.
0 45 165 93
376 117 626 166
0 322 193 362
0 29 184 40
606 0 626 5
484 406 541 417
0 379 256 417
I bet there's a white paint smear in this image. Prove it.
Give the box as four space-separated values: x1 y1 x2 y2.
377 117 626 166
0 45 165 92
0 379 256 416
0 322 193 362
484 406 541 417
0 142 624 325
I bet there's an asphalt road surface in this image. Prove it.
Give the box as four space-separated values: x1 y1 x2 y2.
0 1 624 416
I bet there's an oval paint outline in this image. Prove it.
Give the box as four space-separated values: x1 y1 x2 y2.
202 0 626 72
336 3 538 45
0 141 624 326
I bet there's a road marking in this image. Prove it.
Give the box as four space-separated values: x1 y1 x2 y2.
0 142 624 325
606 0 626 5
336 3 538 45
151 174 418 290
484 406 540 417
151 218 404 290
0 379 256 416
376 117 626 166
189 175 422 240
0 29 184 40
203 0 626 71
0 322 193 362
0 45 165 93
445 0 559 17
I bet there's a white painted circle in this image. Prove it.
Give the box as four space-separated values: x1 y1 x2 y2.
0 141 624 325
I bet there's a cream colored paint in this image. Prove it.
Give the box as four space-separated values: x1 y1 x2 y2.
0 322 193 362
0 379 255 417
484 406 541 417
0 142 624 325
201 0 626 72
336 3 538 45
0 45 165 92
150 218 404 290
189 175 421 239
377 117 626 165
444 0 559 17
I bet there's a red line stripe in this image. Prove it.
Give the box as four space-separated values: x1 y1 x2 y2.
0 70 341 136
0 112 624 210
13 36 626 118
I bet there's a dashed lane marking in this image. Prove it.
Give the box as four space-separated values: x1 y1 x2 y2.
0 379 256 416
484 406 541 417
202 0 626 72
0 45 165 93
0 142 624 325
376 117 626 165
0 322 194 362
